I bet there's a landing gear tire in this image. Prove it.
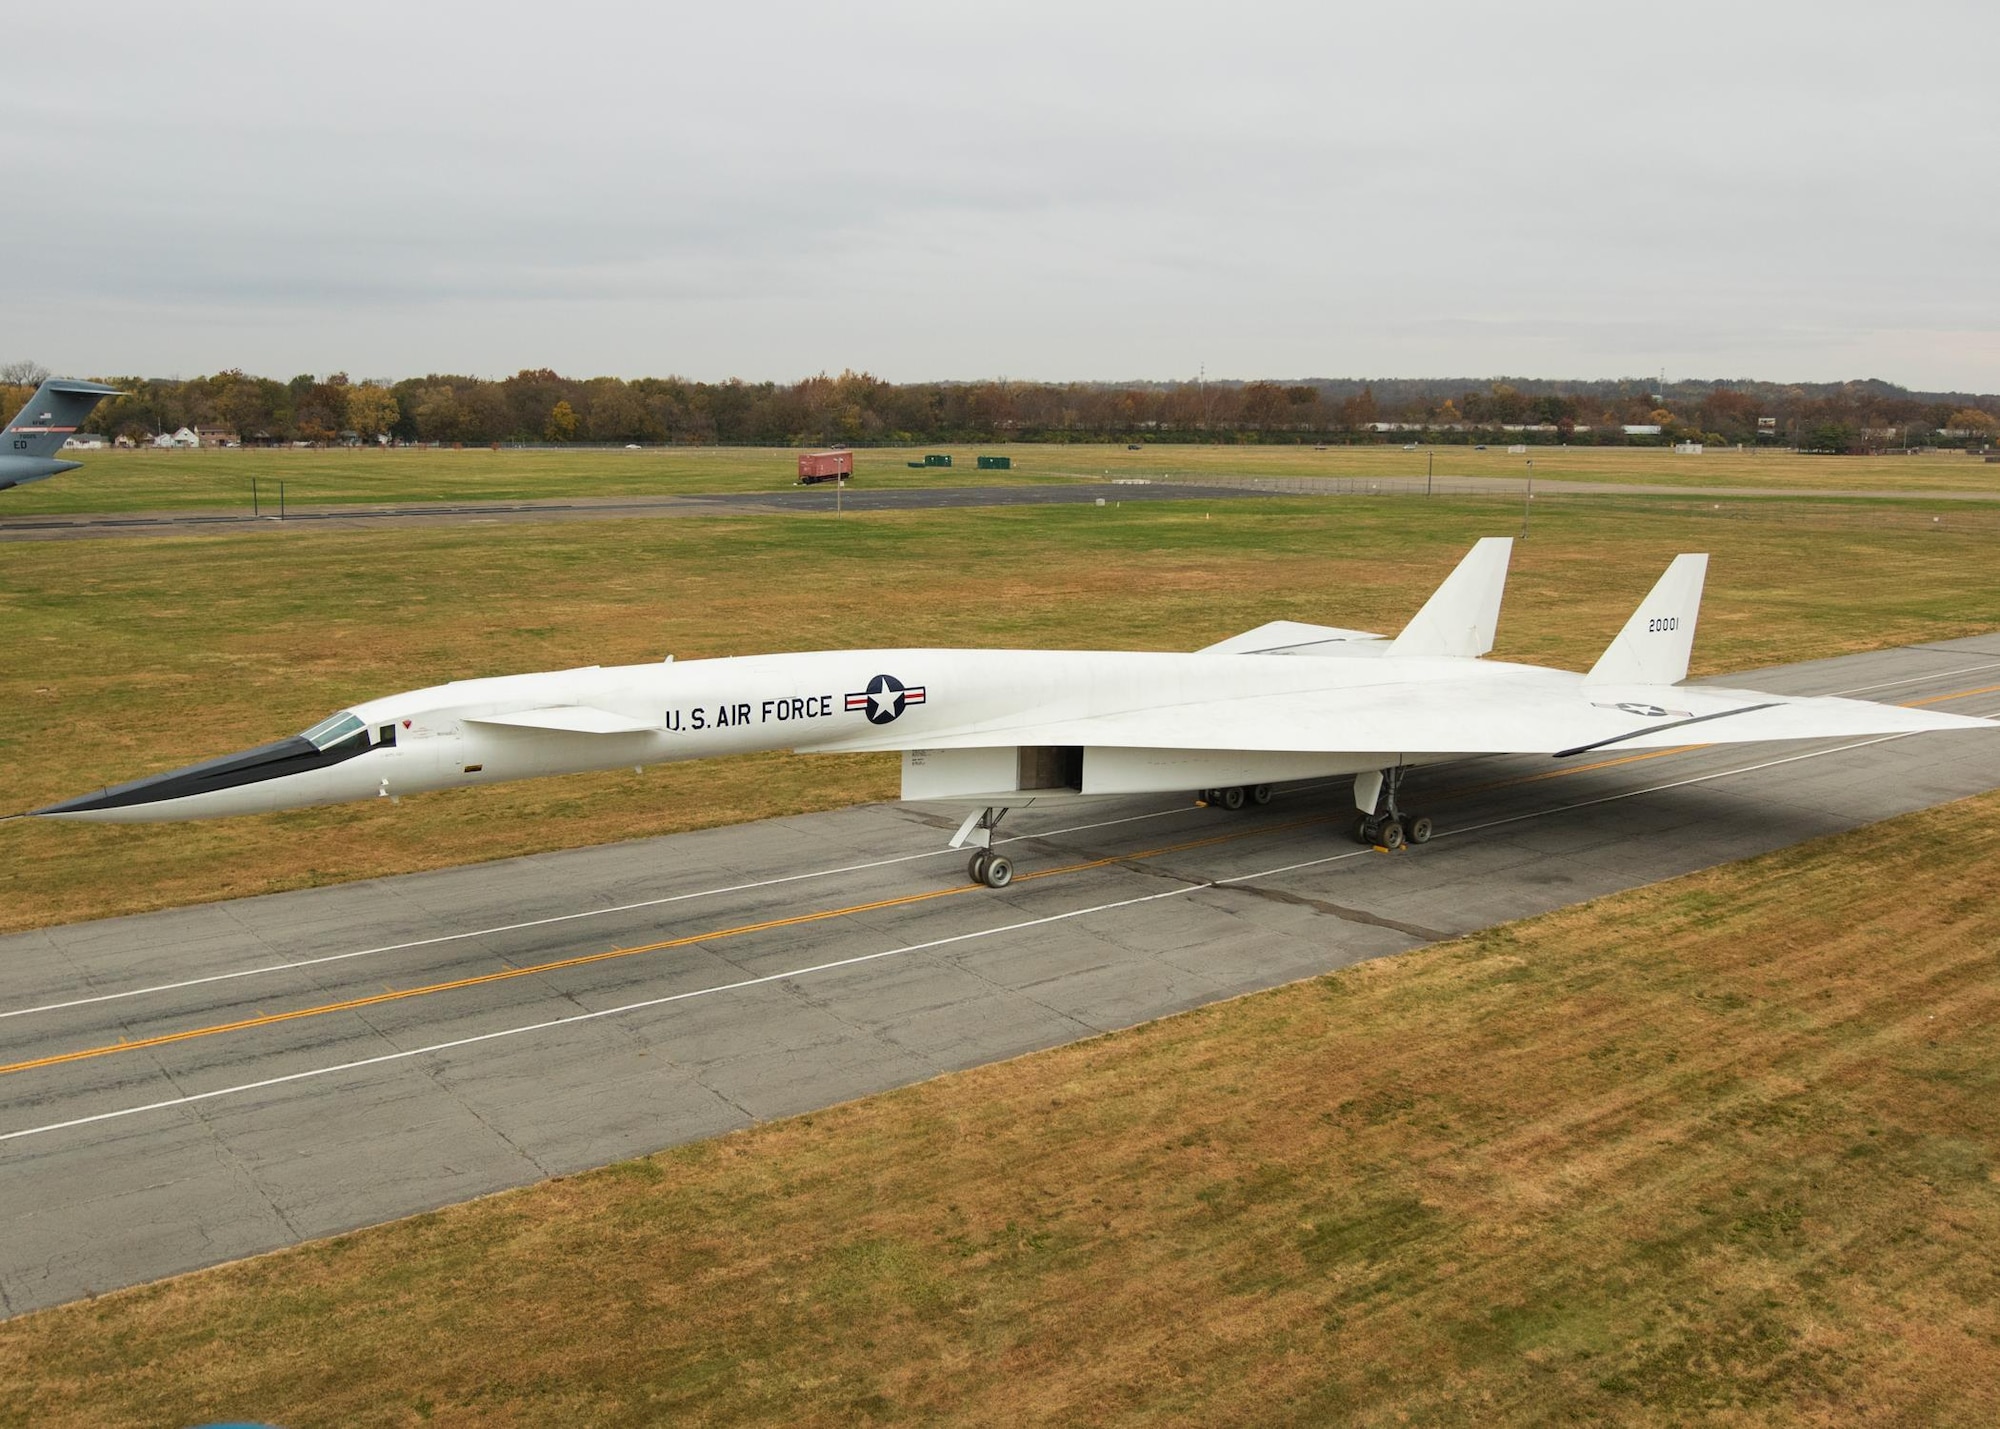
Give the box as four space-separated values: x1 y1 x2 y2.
1220 786 1247 812
1407 815 1433 845
1355 816 1376 846
967 850 991 885
1251 784 1273 806
1378 820 1406 851
982 854 1014 888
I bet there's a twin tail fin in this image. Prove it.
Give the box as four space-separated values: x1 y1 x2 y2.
1385 536 1514 659
1584 553 1707 686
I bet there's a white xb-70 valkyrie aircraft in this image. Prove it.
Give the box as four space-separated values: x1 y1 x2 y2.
33 538 1993 886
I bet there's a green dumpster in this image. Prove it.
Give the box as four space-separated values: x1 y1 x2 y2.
924 453 952 467
976 455 1012 470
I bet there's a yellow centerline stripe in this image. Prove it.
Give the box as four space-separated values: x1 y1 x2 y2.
1434 744 1699 798
0 815 1328 1079
10 676 1992 1081
1905 681 2000 707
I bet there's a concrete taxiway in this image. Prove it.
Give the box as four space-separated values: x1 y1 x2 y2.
2 635 1998 1317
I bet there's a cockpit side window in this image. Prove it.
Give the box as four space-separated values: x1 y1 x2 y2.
301 712 366 751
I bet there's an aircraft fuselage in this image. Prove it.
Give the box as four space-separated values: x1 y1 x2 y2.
35 646 1462 822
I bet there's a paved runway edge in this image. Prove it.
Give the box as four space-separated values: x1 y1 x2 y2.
2 633 1998 1317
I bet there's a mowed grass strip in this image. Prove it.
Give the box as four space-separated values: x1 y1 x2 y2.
3 497 1998 934
0 445 1067 515
1035 440 2000 494
8 441 1999 516
5 791 1997 1426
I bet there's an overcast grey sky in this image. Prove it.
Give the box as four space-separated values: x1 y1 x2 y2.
7 1 1997 389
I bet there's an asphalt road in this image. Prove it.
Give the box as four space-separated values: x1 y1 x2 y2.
2 636 1998 1317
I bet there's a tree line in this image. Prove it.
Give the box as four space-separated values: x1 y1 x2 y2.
6 364 1997 452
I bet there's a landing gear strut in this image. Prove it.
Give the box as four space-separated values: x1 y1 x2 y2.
1354 766 1433 849
952 806 1015 888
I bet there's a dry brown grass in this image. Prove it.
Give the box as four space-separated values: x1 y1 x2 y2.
4 790 1997 1426
0 445 1069 515
12 442 1997 519
1039 441 2000 494
3 497 1998 934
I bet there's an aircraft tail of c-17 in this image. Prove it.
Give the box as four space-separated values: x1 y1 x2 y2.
1 377 125 490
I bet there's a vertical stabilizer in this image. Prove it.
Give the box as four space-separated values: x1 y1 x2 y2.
1584 553 1707 686
0 377 123 490
1384 536 1513 659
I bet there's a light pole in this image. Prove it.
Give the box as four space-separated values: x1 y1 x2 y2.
1521 459 1533 538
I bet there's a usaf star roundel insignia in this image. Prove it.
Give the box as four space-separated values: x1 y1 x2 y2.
845 673 927 725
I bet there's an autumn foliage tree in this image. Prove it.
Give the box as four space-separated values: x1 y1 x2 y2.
10 358 1997 451
543 400 579 442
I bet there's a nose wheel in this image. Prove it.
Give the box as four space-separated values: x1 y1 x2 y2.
966 849 1015 888
951 805 1016 888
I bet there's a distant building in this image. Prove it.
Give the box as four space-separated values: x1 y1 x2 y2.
195 426 239 448
1757 416 1778 433
154 426 199 448
1673 441 1705 455
61 434 107 450
1622 424 1663 436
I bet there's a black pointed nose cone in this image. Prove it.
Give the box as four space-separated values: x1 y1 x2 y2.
32 734 372 816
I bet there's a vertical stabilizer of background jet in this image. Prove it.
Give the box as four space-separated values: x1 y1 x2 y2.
1584 553 1708 686
1384 536 1513 659
0 377 124 490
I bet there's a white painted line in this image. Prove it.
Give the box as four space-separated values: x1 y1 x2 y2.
1820 658 2000 698
9 646 1978 1023
1438 733 1912 839
0 799 1217 1022
9 717 1993 1146
0 883 1207 1145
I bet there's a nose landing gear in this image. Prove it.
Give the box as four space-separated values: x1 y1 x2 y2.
951 805 1016 888
965 848 1014 888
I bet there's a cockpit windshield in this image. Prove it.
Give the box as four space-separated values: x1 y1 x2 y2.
300 712 366 750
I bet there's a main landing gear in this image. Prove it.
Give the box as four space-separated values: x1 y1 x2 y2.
951 806 1015 888
1353 766 1432 850
1201 784 1273 812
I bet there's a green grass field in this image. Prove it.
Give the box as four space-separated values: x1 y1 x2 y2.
6 788 1996 1426
2 441 1996 516
3 495 1999 934
1035 441 2000 495
0 446 1063 515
